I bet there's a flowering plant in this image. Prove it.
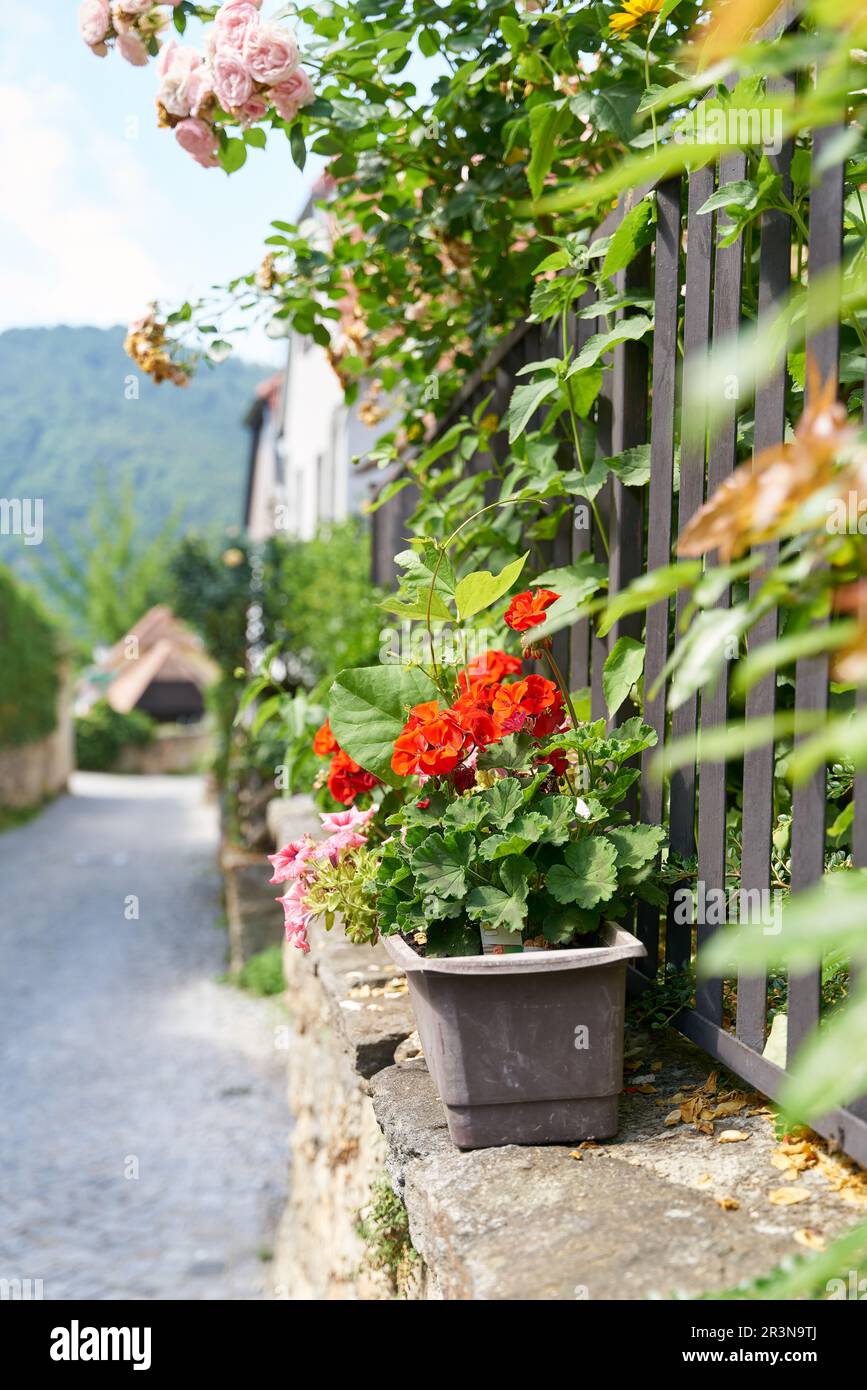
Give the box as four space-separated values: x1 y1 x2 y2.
78 1 181 66
268 806 380 952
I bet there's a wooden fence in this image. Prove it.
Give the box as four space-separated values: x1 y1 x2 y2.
370 93 867 1166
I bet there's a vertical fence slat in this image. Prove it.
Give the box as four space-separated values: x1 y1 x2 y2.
787 120 845 1061
695 150 747 1025
667 164 715 970
569 291 598 692
737 84 794 1048
637 177 682 973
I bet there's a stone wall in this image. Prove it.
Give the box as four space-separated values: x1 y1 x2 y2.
268 801 864 1301
115 723 214 775
0 664 74 810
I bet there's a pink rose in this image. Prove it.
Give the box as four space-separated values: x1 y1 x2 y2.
156 40 202 117
117 0 152 12
212 51 254 111
269 68 314 122
187 67 216 118
214 1 261 56
236 94 268 127
116 31 150 66
78 0 110 47
174 117 220 168
243 22 299 85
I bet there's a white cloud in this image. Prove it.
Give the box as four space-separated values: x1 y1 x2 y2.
0 79 176 330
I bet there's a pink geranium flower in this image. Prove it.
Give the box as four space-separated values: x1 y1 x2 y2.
319 806 374 835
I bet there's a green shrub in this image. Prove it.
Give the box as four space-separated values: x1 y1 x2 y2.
75 700 155 771
236 945 285 996
0 564 60 749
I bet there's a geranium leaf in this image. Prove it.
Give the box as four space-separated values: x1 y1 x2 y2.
411 833 471 899
329 665 439 785
605 823 666 871
546 838 619 908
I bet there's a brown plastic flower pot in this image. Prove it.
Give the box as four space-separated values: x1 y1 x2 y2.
382 924 646 1150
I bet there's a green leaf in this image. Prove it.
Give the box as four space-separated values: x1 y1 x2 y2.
543 905 600 943
605 823 666 871
607 444 651 487
411 834 471 900
329 665 439 786
527 100 571 201
476 733 536 770
700 871 867 978
479 778 526 827
546 839 619 909
219 138 247 174
564 365 603 419
568 316 653 372
478 813 549 860
536 795 576 844
395 544 456 599
426 920 481 957
466 858 530 933
603 636 645 716
597 563 702 638
454 552 529 621
442 796 489 833
603 196 656 277
778 984 867 1122
379 592 453 623
506 375 559 442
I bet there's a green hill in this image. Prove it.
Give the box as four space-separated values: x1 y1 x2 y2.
0 325 269 573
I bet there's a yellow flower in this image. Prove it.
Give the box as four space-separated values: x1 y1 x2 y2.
609 0 664 39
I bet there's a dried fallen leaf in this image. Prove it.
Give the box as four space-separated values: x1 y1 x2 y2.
718 1130 750 1144
768 1187 811 1206
712 1099 747 1120
696 1173 713 1188
700 1071 720 1096
794 1228 826 1250
624 1059 642 1074
637 1083 657 1095
664 1109 682 1127
650 1060 663 1073
716 1195 740 1210
771 1153 795 1172
568 1149 584 1161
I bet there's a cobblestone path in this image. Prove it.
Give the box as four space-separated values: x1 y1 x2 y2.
0 773 289 1300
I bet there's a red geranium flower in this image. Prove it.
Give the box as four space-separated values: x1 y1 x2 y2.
450 690 498 747
464 648 523 683
313 718 339 758
327 749 378 805
491 676 565 739
503 588 560 632
391 700 469 778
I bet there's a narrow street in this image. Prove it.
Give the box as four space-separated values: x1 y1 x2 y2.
0 773 289 1300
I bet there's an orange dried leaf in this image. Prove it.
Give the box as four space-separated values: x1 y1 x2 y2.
768 1187 811 1206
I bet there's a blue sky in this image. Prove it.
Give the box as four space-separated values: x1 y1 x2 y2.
0 3 318 362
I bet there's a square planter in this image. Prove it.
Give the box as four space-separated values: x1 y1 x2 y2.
382 924 646 1150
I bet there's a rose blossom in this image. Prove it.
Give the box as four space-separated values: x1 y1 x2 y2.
269 69 314 122
117 0 153 11
116 31 150 66
243 22 299 85
212 51 254 110
156 40 202 118
236 94 268 127
174 117 220 168
78 0 111 46
214 0 262 56
187 66 216 118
